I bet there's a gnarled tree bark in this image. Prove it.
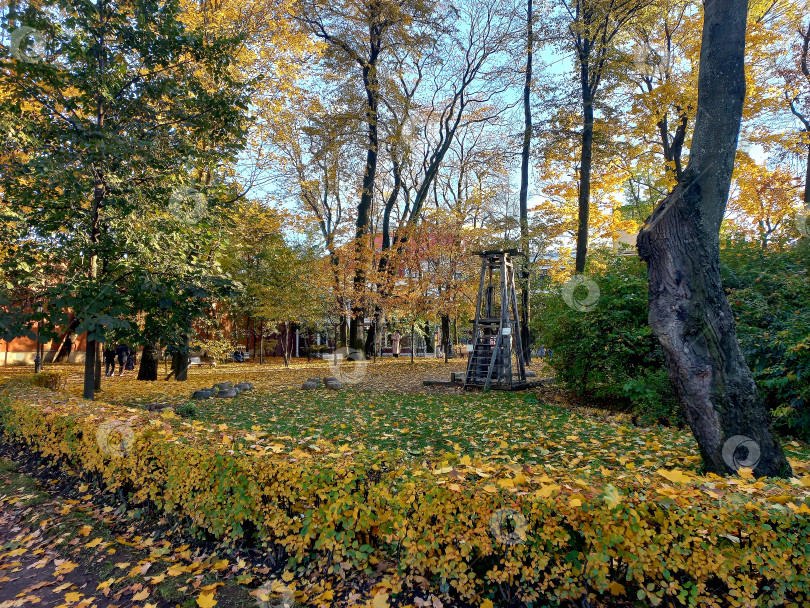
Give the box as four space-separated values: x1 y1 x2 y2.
637 0 790 477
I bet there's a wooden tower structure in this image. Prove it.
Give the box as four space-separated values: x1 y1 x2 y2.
464 249 528 390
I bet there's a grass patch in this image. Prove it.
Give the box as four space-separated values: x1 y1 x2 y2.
190 388 810 474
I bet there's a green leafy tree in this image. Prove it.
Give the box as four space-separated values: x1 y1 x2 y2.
0 0 251 397
221 201 325 366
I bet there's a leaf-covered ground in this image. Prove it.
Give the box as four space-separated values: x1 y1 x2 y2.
7 358 474 402
2 359 808 484
167 388 810 489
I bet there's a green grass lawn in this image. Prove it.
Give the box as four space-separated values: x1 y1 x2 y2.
189 388 717 474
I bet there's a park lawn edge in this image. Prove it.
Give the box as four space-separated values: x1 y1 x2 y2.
1 382 810 607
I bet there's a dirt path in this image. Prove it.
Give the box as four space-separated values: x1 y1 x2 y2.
0 459 112 607
0 457 257 608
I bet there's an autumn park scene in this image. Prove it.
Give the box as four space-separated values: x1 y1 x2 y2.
1 0 810 605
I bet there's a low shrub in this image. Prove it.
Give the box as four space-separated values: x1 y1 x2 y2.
537 241 810 435
1 393 809 607
0 371 67 391
174 401 198 419
31 371 67 390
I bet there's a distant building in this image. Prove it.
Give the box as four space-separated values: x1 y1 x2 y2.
613 230 639 256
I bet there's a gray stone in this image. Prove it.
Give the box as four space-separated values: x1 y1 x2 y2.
323 376 338 384
525 370 537 378
326 380 343 390
301 381 319 390
214 381 233 391
216 388 237 398
192 389 215 400
306 377 322 386
235 382 253 391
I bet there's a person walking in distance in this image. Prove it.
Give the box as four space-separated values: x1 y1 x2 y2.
103 345 116 377
391 330 401 358
115 343 130 376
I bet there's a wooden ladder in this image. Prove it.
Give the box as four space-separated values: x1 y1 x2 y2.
464 333 498 388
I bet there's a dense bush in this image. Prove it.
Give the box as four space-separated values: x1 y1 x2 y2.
2 393 810 607
536 241 810 437
535 256 680 425
722 240 810 439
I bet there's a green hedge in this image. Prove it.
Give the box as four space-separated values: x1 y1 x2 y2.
2 394 810 607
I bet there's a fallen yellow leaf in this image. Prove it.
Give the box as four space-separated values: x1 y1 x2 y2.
657 469 692 484
372 591 390 608
534 484 560 499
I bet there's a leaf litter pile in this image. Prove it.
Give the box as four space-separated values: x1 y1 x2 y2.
0 456 266 608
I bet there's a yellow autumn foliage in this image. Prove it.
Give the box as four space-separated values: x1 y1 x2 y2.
1 381 810 607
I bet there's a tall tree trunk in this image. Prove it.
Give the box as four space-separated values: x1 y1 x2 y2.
350 48 381 351
575 68 593 274
339 317 348 348
637 0 790 478
172 334 189 381
805 142 810 206
281 322 290 367
84 9 107 400
137 341 161 381
441 314 450 364
83 176 103 399
83 339 97 398
364 317 376 359
519 0 533 364
94 342 102 391
423 321 433 354
410 323 415 364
